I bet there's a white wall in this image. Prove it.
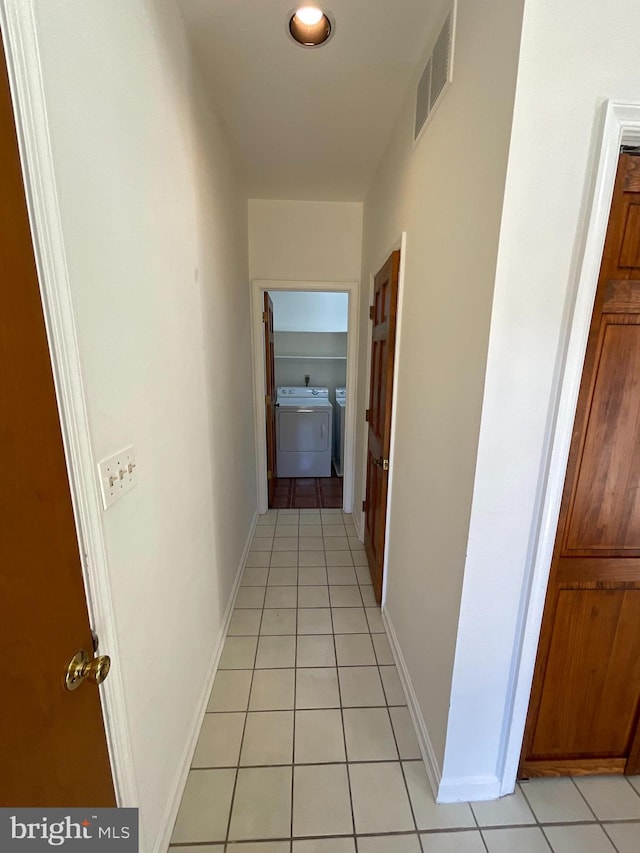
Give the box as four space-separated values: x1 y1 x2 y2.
444 0 640 796
274 331 347 398
33 0 255 846
271 291 348 332
249 201 362 499
270 289 348 398
356 0 525 789
248 199 363 282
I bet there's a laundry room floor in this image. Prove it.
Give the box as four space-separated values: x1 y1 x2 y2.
272 476 343 509
169 509 640 853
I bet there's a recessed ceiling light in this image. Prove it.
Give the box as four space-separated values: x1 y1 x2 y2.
288 6 334 48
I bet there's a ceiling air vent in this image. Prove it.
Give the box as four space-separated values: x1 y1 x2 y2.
414 6 455 141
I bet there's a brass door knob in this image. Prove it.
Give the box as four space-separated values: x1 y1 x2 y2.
65 649 111 692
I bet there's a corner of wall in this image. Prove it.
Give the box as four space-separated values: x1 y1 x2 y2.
382 607 442 798
386 590 501 803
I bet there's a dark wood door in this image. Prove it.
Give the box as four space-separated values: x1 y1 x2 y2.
364 251 400 604
0 43 115 805
520 153 640 779
264 292 277 507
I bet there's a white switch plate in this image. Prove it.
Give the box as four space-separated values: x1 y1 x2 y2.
97 445 137 509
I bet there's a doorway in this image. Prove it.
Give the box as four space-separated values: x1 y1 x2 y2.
252 279 359 515
269 291 347 509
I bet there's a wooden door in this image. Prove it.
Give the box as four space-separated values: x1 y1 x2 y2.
264 292 277 507
520 152 640 779
364 251 400 604
0 43 115 805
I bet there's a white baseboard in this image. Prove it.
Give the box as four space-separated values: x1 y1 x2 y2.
352 507 364 541
437 774 502 803
382 607 442 800
153 510 258 853
383 608 504 804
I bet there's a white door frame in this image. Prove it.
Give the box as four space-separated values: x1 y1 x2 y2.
499 101 640 791
251 279 359 514
1 0 138 809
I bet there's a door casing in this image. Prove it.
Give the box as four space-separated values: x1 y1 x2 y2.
251 278 360 514
500 101 640 794
1 0 137 810
263 292 277 506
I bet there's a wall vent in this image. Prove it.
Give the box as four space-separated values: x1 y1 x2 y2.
414 6 455 141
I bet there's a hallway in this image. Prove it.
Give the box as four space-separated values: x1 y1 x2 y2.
169 509 640 852
10 0 640 846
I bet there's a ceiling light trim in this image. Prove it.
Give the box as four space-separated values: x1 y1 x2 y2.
287 6 335 49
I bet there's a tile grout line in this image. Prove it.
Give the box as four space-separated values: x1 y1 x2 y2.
479 779 552 848
168 819 640 851
540 824 619 853
184 758 476 771
171 817 640 844
220 594 262 849
517 779 550 835
330 591 359 848
564 773 640 853
290 549 299 853
357 568 430 853
375 593 425 851
519 773 637 838
480 772 640 853
241 515 291 847
291 515 301 853
467 754 492 853
600 822 626 853
491 779 551 850
566 775 601 822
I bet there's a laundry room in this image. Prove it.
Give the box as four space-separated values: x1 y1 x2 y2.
272 290 347 409
269 290 348 505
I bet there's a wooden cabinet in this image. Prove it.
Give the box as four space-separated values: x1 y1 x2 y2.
520 154 640 778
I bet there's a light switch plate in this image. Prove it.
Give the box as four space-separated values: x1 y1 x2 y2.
97 445 137 509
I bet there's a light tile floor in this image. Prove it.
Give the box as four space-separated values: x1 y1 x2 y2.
170 509 640 852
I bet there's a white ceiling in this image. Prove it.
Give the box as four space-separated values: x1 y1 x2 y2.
176 0 445 201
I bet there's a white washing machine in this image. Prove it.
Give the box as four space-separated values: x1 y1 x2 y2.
276 387 333 477
333 387 346 476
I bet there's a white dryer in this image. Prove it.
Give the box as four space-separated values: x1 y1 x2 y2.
276 387 333 477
